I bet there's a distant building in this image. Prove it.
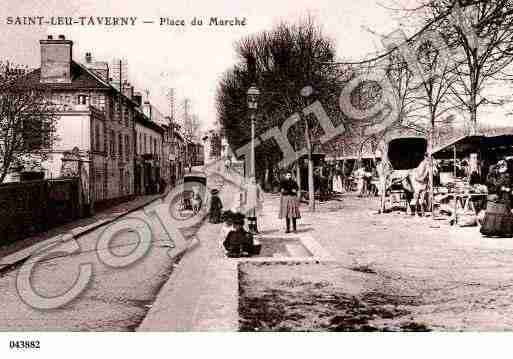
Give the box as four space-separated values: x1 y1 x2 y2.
134 111 164 195
162 119 186 187
186 141 204 168
202 129 222 164
143 101 167 125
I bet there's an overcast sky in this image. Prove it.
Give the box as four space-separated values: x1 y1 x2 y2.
1 0 511 131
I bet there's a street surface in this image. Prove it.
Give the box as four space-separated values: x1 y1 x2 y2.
297 194 513 330
0 207 176 330
2 171 513 330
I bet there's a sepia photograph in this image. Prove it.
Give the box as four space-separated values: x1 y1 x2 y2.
1 0 513 357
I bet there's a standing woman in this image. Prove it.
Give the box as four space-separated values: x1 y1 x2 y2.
279 172 301 233
481 160 513 237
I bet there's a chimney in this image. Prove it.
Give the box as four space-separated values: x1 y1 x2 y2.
122 82 134 98
40 35 73 83
84 53 109 83
143 101 152 120
133 92 143 107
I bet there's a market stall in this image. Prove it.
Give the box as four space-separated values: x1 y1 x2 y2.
432 134 513 225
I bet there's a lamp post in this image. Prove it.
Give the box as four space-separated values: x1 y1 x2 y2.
246 85 260 234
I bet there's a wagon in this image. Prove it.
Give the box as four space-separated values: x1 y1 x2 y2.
176 171 207 214
380 137 429 212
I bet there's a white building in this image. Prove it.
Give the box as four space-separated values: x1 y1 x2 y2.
8 35 139 211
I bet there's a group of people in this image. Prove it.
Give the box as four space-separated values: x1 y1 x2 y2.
205 171 303 258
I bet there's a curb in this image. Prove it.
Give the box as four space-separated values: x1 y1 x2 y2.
0 192 168 274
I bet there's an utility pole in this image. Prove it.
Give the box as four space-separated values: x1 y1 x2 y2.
119 59 123 123
183 98 191 171
301 87 315 212
167 88 176 184
305 120 315 212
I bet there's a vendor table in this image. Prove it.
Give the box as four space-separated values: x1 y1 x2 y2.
450 193 487 226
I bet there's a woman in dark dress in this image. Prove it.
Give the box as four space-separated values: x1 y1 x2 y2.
279 172 301 233
481 160 513 237
208 189 223 223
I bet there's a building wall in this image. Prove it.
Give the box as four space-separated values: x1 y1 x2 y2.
104 94 135 199
135 123 162 157
135 121 163 194
40 89 136 203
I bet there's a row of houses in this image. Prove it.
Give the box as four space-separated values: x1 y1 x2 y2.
5 35 204 213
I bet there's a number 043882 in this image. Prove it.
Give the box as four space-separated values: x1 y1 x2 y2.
9 340 40 349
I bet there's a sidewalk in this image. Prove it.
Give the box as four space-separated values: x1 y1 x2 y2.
0 192 165 270
137 191 308 331
138 183 240 331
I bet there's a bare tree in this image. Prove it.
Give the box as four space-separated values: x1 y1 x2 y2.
425 0 513 134
0 62 58 183
217 16 347 210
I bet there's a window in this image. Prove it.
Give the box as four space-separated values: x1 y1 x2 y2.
144 134 147 154
23 118 43 150
118 133 123 157
77 94 88 105
119 169 124 195
92 94 106 110
139 133 142 154
124 105 130 127
110 130 115 156
113 100 120 122
118 101 122 123
125 135 130 161
95 124 101 152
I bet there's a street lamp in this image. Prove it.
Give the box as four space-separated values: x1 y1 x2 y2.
246 84 260 234
247 85 260 177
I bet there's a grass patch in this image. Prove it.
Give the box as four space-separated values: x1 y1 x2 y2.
239 262 430 332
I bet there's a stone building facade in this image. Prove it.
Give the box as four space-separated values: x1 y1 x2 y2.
134 112 164 195
14 35 140 210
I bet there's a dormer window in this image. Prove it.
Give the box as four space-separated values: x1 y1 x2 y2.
77 94 88 105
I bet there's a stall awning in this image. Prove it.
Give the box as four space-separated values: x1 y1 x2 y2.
432 135 484 159
325 155 379 161
432 134 513 159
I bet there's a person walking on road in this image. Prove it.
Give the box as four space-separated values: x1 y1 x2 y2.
279 172 301 233
208 188 223 223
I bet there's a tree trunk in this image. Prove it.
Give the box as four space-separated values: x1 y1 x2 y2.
0 155 12 184
264 166 270 192
0 168 8 184
470 90 478 135
305 121 315 212
428 120 435 215
185 141 189 171
378 142 388 214
308 155 315 211
296 160 302 200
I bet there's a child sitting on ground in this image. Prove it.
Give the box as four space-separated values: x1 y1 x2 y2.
223 212 258 258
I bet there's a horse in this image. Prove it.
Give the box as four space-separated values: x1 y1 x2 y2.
379 156 439 216
191 186 203 214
